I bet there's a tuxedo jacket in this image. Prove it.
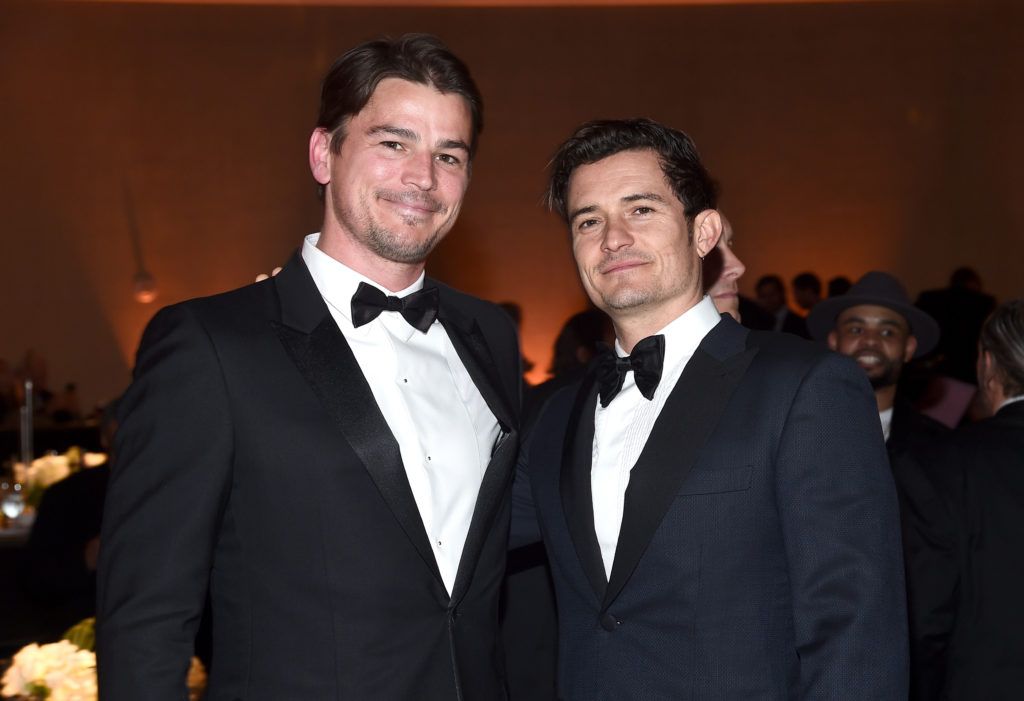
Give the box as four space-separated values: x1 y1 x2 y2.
512 315 908 700
903 401 1024 700
97 253 521 700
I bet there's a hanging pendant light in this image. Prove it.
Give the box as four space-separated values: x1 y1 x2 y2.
125 181 158 304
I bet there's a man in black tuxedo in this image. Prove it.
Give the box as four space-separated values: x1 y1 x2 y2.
907 299 1024 700
97 35 520 700
512 119 907 699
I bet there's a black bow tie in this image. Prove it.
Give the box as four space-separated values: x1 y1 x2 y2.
350 282 439 333
596 334 666 407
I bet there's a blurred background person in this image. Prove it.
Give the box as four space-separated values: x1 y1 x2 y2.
755 274 810 337
828 275 853 298
809 271 946 455
791 271 822 312
703 213 774 330
524 308 612 426
916 266 997 385
904 299 1024 700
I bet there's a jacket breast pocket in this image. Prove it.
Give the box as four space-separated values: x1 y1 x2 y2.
677 464 753 495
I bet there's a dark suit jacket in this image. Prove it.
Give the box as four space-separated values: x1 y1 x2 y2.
512 315 908 700
884 400 949 701
889 398 949 459
97 253 520 700
903 401 1024 700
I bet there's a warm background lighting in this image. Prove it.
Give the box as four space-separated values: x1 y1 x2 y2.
2 0 1020 407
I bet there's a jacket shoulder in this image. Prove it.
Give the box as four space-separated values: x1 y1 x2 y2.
151 279 276 332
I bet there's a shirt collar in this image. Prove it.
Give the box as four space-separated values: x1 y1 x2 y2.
301 232 425 328
998 394 1024 412
614 295 722 377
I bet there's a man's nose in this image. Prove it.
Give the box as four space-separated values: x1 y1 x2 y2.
602 218 635 252
402 152 436 191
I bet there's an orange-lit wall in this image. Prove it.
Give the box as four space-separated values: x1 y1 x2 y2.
2 1 1021 406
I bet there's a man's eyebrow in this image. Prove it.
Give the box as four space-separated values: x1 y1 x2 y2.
367 125 418 141
568 204 598 223
438 138 470 153
622 192 667 204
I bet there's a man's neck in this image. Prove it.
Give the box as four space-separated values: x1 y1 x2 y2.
874 384 897 413
317 228 424 293
612 295 704 353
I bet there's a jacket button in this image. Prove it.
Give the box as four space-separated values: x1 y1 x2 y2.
600 613 620 632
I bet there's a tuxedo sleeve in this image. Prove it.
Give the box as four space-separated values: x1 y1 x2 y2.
776 352 909 699
508 405 543 551
97 303 233 700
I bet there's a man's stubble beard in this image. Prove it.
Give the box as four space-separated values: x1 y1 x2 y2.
333 190 448 265
862 355 903 391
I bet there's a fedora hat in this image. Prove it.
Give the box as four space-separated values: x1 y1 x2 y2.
807 271 939 357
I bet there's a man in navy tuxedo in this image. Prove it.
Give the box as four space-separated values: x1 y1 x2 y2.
512 118 908 700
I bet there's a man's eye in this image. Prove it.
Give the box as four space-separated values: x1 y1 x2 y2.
578 219 599 230
437 153 461 166
633 206 654 215
381 141 404 151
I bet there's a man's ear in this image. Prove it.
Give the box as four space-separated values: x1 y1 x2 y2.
693 209 723 259
827 330 839 351
904 335 918 362
309 128 332 186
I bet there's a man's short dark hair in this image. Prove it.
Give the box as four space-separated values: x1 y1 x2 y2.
980 299 1024 396
545 118 718 234
317 33 483 159
792 272 822 296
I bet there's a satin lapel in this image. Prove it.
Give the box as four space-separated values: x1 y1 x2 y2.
438 314 516 433
437 298 519 605
602 326 758 609
272 258 443 587
559 373 608 603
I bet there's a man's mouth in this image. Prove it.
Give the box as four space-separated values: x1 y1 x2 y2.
600 258 648 275
855 352 885 367
378 191 443 215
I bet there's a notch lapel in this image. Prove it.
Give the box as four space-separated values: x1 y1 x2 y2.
271 254 444 588
602 318 758 609
559 373 608 603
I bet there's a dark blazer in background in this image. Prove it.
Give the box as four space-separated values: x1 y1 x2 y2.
903 401 1024 700
779 308 811 339
513 316 908 700
97 253 520 700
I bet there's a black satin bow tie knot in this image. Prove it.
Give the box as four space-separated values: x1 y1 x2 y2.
596 334 666 407
350 281 439 333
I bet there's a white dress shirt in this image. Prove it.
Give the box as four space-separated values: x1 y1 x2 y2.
591 296 722 579
302 234 499 594
879 406 895 443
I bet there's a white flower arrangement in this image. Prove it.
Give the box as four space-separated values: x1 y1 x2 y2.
13 455 71 493
1 619 205 701
1 640 96 700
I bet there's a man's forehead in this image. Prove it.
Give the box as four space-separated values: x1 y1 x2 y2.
838 304 910 329
360 78 471 128
568 149 671 201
